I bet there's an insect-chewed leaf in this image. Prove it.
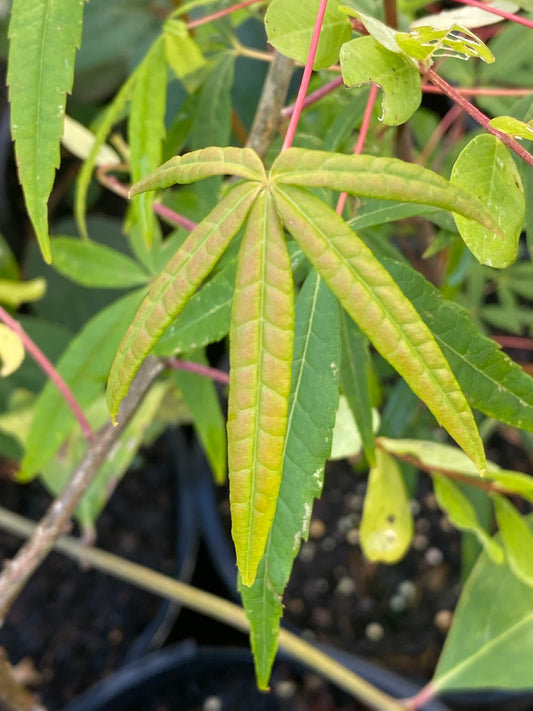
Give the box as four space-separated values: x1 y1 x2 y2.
239 270 340 687
273 184 485 472
228 191 294 588
396 24 494 65
130 147 266 197
340 36 421 126
451 135 525 268
271 148 503 238
360 448 413 563
8 0 86 262
107 182 260 423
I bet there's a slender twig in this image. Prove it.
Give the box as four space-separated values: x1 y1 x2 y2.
422 84 533 97
423 68 533 168
418 102 464 166
282 0 331 151
281 76 344 119
336 84 379 215
404 681 439 710
245 50 294 158
454 0 533 29
96 165 197 232
0 357 165 625
492 334 533 350
0 306 94 445
162 357 230 386
187 0 265 29
0 506 407 711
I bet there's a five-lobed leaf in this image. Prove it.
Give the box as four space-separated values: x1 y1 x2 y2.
8 0 86 262
107 182 260 422
227 190 294 587
272 184 485 471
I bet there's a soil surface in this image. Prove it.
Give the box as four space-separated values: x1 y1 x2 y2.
0 437 179 709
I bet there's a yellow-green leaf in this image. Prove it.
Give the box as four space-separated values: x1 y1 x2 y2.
272 184 485 471
360 448 414 563
228 190 294 587
0 325 25 377
107 182 260 422
451 135 525 268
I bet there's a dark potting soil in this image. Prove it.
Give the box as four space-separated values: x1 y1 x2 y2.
0 438 178 708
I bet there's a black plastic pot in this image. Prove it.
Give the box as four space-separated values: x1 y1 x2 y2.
61 641 453 711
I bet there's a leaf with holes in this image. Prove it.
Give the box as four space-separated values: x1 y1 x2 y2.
227 191 294 587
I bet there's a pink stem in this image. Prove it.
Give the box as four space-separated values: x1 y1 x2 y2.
454 0 533 29
403 681 439 710
187 0 264 29
424 68 533 168
163 357 230 386
281 0 331 152
336 83 379 215
492 335 533 350
0 305 94 444
153 203 197 232
281 76 344 119
418 102 464 166
422 84 533 97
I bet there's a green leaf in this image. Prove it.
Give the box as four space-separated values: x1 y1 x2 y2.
164 18 207 93
8 0 86 262
50 237 150 288
433 473 503 563
75 69 137 240
265 0 351 70
271 148 504 237
0 278 46 307
240 269 340 688
339 7 402 54
107 182 260 423
493 494 533 586
191 52 235 150
340 36 421 126
154 256 236 356
378 437 492 477
490 115 533 141
433 514 533 692
228 191 294 587
273 184 485 472
384 258 533 432
360 448 414 563
330 395 380 460
170 352 227 483
129 37 168 245
451 135 525 268
130 147 266 197
339 310 375 465
19 290 145 482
